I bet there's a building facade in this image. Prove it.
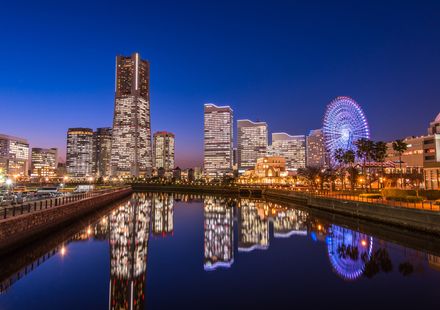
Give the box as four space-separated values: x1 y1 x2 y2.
153 131 175 171
111 52 152 177
203 104 233 177
66 128 94 178
385 136 425 172
31 148 58 178
237 120 268 172
428 113 440 135
423 134 440 190
0 134 29 177
306 129 326 168
93 127 112 177
270 132 306 172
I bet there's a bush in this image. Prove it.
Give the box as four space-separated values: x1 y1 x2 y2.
381 188 416 198
359 193 382 199
420 190 440 200
387 196 424 203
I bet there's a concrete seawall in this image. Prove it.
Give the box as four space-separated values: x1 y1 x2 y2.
264 189 440 236
0 188 132 254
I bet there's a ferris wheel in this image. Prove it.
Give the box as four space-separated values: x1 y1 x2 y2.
323 96 370 161
327 225 373 281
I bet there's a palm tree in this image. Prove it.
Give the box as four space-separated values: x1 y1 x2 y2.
355 138 374 189
373 141 388 188
343 150 356 189
297 166 321 189
392 139 407 188
334 148 346 189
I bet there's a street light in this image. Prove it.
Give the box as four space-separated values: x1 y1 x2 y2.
5 178 13 191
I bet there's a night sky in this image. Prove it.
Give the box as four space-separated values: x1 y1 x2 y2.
1 0 439 168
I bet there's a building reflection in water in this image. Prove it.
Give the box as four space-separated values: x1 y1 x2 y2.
152 193 174 237
203 196 234 271
326 224 373 281
109 193 152 310
4 193 440 298
238 199 269 252
273 209 308 238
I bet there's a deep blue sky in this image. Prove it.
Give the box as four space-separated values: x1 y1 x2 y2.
1 0 439 167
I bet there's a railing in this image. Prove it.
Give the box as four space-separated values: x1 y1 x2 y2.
269 187 440 212
0 187 129 220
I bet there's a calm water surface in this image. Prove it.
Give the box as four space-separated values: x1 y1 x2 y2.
0 192 439 309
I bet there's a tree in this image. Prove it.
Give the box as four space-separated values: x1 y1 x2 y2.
334 148 346 190
322 165 337 191
392 139 408 188
343 150 356 189
373 141 388 188
404 170 424 197
355 138 375 189
297 166 321 189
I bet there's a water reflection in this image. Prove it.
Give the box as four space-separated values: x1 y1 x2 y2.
326 225 373 280
238 200 269 252
152 193 174 237
1 192 440 306
273 208 308 238
109 193 152 310
203 197 234 271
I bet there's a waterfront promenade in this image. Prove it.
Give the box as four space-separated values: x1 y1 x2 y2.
132 183 440 235
0 187 132 254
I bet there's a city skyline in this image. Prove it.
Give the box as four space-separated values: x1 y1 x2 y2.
1 1 439 168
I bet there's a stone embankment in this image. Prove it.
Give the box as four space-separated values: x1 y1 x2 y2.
263 189 440 235
0 187 132 254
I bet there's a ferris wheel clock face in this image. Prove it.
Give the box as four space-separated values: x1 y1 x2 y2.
323 96 370 161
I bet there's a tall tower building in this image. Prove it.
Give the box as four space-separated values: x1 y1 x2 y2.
153 131 175 171
0 134 29 177
111 52 152 177
66 128 93 178
203 104 233 177
93 127 112 177
237 120 268 172
270 132 306 172
306 129 327 167
31 148 58 178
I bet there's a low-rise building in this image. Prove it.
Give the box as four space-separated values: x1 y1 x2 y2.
238 156 291 185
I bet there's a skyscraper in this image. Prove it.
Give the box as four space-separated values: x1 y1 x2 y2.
93 127 112 177
237 120 268 172
270 132 306 172
153 131 175 171
0 134 29 177
66 128 93 178
306 129 327 167
203 104 233 177
111 52 152 177
31 148 58 178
